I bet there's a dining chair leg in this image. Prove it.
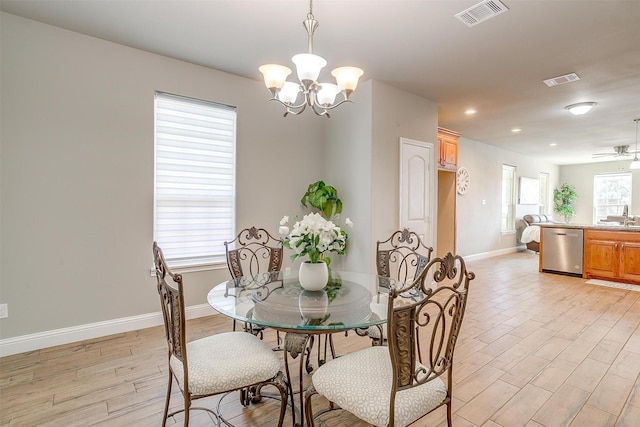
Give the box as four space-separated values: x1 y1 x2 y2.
284 332 312 427
304 383 318 427
162 375 172 427
183 394 191 427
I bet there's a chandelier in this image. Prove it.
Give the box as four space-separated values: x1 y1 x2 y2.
258 0 363 118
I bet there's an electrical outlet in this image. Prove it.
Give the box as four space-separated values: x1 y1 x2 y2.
284 267 291 277
0 304 8 319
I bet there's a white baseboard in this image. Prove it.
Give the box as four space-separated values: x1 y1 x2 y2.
1 247 525 358
464 246 521 262
0 304 217 358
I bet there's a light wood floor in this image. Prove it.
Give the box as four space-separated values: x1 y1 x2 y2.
2 251 640 426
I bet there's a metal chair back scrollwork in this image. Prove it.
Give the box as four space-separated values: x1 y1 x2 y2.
376 227 433 287
225 226 283 282
305 252 475 427
360 228 433 345
224 226 284 338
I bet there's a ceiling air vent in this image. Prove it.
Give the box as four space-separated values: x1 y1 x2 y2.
455 0 509 27
543 73 581 87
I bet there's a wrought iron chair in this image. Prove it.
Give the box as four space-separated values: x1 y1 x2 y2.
305 252 475 427
359 228 433 345
225 226 283 338
153 242 288 427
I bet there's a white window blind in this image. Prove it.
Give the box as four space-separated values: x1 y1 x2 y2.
154 92 236 268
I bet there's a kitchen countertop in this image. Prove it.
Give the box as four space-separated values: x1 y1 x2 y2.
538 223 640 232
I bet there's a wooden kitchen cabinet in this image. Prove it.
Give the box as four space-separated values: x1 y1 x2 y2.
584 236 618 279
437 127 460 171
584 229 640 284
619 242 640 282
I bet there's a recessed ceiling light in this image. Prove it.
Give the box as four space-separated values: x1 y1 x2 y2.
549 143 557 147
465 109 477 115
511 128 522 133
566 102 597 115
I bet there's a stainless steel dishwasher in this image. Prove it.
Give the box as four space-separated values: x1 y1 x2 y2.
541 227 584 276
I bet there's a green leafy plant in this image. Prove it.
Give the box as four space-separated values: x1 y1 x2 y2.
301 180 343 219
553 183 578 223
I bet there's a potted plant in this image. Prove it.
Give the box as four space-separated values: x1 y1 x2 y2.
554 183 578 223
279 181 353 290
278 212 352 290
300 180 343 219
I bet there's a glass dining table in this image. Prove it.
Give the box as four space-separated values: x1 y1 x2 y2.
207 269 390 426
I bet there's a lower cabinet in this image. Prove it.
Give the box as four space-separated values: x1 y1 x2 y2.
584 230 640 284
619 242 640 282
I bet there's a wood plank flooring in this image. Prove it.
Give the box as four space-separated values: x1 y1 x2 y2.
2 251 640 426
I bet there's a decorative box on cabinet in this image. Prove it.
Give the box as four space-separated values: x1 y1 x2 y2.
437 127 461 171
584 229 640 284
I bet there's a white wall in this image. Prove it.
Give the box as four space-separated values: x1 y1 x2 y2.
324 81 373 273
369 80 439 263
323 80 438 273
0 13 324 339
0 11 565 346
560 160 640 224
456 137 560 256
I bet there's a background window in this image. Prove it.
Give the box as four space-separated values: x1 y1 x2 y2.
593 172 631 223
154 92 236 268
539 172 549 214
501 164 516 232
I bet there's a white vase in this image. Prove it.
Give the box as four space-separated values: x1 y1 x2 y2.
298 261 329 291
298 290 329 320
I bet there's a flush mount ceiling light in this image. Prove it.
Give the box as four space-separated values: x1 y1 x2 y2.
565 102 597 116
630 119 640 170
258 0 363 118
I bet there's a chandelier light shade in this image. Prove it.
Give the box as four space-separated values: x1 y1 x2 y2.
259 0 364 117
630 118 640 170
565 102 597 116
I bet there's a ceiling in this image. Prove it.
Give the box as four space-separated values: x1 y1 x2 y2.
2 0 639 165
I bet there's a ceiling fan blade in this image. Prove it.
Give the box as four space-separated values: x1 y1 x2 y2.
592 145 632 157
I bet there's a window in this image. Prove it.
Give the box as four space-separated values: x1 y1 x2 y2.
593 172 631 223
539 172 549 214
154 92 236 268
501 164 516 232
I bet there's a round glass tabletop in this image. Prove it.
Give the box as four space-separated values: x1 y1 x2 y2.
207 270 389 332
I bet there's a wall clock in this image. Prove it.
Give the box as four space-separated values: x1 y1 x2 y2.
457 167 470 195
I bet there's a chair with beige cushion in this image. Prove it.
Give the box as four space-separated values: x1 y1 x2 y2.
359 228 433 345
153 242 287 427
305 252 475 427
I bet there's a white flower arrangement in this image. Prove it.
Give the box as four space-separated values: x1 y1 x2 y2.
279 212 352 264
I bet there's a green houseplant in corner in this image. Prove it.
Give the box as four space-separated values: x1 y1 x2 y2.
300 180 343 219
554 183 578 223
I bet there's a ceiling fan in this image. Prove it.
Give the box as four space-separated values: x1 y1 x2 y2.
592 145 638 158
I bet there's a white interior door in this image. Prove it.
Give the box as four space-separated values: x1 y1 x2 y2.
399 138 436 247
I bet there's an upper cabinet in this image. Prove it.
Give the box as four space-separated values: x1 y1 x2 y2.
437 127 461 171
